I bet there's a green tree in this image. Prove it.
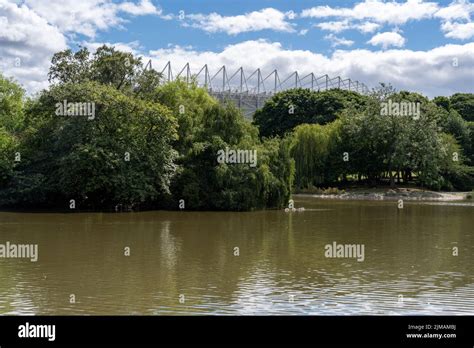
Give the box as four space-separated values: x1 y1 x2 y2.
2 46 296 211
48 45 162 96
290 122 338 188
332 89 472 190
171 101 293 210
1 81 178 209
0 75 24 189
437 133 474 190
253 88 368 138
0 128 17 188
438 108 471 163
433 96 451 111
0 75 25 133
153 80 217 155
450 93 474 122
48 47 92 84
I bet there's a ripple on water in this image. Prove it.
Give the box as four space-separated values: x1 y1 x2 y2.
0 202 473 315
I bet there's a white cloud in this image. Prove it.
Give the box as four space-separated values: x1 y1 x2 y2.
118 0 160 16
302 0 474 40
436 0 474 40
316 20 351 33
23 0 164 38
0 0 166 94
0 0 68 93
356 21 381 33
367 32 406 49
298 29 309 36
435 0 474 21
2 1 473 98
24 0 119 38
316 20 381 33
286 10 297 20
185 8 295 35
146 39 474 97
324 34 354 47
82 40 142 55
441 20 474 39
301 0 439 25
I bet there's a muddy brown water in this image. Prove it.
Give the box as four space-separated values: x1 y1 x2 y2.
0 197 473 315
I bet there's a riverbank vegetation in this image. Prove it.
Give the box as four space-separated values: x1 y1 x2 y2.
0 46 473 211
0 46 293 211
255 85 474 192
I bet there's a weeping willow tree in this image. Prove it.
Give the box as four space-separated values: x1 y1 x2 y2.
290 122 341 189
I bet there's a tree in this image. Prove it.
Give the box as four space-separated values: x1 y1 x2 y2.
0 128 17 188
153 80 217 155
1 81 178 209
433 96 451 111
0 75 23 189
48 45 162 96
450 93 474 122
290 123 338 189
0 75 25 133
324 89 472 190
253 88 368 138
170 100 294 210
437 133 474 190
438 108 471 163
2 45 296 211
48 47 92 84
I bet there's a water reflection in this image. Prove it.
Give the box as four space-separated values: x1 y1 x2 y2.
0 197 473 315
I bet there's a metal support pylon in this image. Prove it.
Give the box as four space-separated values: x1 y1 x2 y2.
151 62 370 118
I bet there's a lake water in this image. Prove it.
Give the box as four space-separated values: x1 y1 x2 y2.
0 197 473 315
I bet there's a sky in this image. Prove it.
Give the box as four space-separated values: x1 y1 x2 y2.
0 0 473 97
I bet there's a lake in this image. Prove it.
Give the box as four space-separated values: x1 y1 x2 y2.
0 196 473 315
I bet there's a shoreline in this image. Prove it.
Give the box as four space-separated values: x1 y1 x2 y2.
295 187 471 201
0 188 471 213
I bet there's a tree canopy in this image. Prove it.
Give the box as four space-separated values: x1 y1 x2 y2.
1 46 473 212
450 93 474 122
0 46 294 211
287 86 474 191
253 88 368 138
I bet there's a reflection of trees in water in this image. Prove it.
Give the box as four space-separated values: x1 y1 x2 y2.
0 203 472 314
160 220 179 270
0 260 39 314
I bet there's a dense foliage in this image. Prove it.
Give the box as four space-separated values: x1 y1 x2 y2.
2 82 178 209
286 86 474 191
253 88 368 138
0 46 293 211
290 122 340 188
450 93 474 122
1 46 473 212
168 101 294 211
0 75 23 189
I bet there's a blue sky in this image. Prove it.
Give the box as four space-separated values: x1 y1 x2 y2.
98 0 456 53
1 0 474 97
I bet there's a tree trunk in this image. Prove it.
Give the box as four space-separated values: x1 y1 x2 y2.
389 170 395 188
